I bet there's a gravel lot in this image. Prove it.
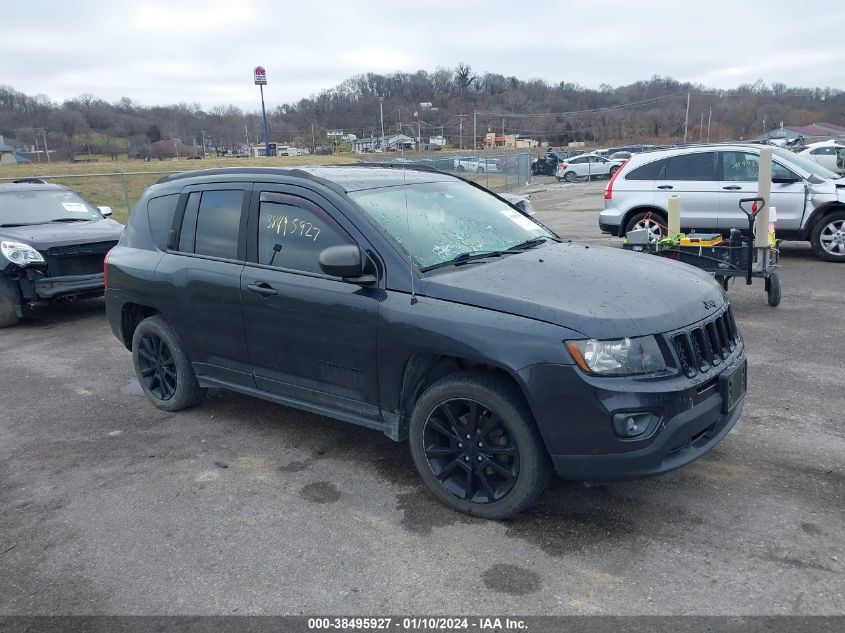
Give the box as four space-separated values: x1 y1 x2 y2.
1 178 842 615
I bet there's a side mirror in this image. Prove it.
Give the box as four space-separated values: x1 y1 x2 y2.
318 245 376 284
98 205 113 217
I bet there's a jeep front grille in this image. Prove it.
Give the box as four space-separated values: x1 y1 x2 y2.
672 307 739 377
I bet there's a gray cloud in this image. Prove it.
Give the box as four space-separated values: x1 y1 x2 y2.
2 0 843 111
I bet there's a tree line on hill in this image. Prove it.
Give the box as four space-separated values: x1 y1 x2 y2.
1 65 842 160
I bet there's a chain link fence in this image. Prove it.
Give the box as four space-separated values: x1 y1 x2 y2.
0 152 533 225
363 151 532 192
0 169 183 224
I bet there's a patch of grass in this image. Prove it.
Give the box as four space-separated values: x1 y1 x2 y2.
0 155 361 223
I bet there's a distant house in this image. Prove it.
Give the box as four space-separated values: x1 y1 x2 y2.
138 138 200 159
353 134 415 153
0 136 31 164
483 133 539 149
761 122 845 143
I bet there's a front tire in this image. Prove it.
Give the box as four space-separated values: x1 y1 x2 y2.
408 371 550 520
810 210 845 262
132 315 204 411
0 277 21 328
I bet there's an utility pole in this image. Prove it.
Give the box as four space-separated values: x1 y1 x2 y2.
473 111 477 151
42 129 51 164
456 114 467 149
244 124 250 148
707 107 712 143
699 112 704 143
201 130 206 157
683 91 690 143
311 123 316 154
379 96 385 150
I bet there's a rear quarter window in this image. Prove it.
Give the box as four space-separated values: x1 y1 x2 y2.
626 158 667 180
146 194 179 251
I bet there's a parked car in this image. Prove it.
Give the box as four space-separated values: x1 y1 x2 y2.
105 165 745 519
610 151 633 161
556 154 625 182
453 157 501 173
599 144 845 261
799 140 845 175
498 192 536 216
0 181 123 327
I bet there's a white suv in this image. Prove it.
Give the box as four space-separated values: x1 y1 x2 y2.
599 144 845 262
556 154 625 182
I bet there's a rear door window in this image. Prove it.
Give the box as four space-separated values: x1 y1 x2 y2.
178 190 245 259
664 152 716 181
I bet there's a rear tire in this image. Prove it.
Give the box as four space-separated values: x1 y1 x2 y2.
0 277 21 329
408 371 551 520
564 171 577 183
810 210 845 262
625 210 667 241
132 315 204 411
609 165 619 177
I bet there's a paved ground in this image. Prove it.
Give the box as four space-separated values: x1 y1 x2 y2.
1 179 843 615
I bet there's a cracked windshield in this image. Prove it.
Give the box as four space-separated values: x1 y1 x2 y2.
349 181 552 269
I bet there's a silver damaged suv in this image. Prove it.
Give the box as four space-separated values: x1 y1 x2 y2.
599 144 845 262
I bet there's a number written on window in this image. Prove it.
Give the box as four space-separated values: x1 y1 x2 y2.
265 214 321 242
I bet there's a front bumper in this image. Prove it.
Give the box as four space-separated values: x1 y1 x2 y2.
32 273 105 300
517 350 746 482
551 391 743 481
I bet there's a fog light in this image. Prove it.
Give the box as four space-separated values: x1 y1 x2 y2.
612 412 659 438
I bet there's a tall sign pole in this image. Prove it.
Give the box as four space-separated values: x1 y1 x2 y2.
254 66 270 158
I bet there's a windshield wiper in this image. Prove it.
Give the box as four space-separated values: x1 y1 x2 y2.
420 250 506 272
506 236 553 251
48 217 90 223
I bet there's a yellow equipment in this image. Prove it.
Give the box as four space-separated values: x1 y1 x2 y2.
679 233 724 247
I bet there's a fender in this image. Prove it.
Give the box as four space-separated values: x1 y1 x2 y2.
800 201 845 239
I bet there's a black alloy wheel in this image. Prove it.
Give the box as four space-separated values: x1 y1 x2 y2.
422 398 520 504
136 332 177 401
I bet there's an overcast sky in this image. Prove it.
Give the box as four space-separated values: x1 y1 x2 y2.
3 1 843 111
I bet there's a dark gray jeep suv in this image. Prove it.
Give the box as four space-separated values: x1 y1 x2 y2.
105 166 746 518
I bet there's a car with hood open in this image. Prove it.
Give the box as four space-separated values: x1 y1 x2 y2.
104 165 746 518
0 180 123 327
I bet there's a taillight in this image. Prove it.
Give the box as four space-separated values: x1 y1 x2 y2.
104 247 113 289
559 162 568 170
604 159 629 200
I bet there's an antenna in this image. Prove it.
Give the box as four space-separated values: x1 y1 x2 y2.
401 142 416 303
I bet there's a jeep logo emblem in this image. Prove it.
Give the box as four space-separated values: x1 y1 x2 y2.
703 300 718 310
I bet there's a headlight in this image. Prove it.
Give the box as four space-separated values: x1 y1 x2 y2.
566 336 666 376
1 240 45 266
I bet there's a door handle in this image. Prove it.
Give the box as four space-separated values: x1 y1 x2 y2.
247 282 278 297
657 185 674 190
722 185 742 190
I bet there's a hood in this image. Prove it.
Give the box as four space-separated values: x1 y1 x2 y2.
0 219 124 251
419 242 725 339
